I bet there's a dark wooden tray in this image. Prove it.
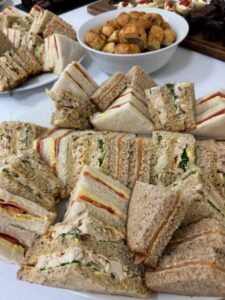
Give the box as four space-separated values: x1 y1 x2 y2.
87 0 225 62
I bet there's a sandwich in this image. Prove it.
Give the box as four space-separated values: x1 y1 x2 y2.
10 47 42 75
28 5 44 21
196 140 225 197
2 6 22 18
0 121 48 159
127 181 191 268
145 218 225 297
90 72 128 111
0 187 56 264
3 48 42 77
0 13 21 32
47 61 98 100
151 131 196 185
18 235 148 297
0 152 64 213
171 166 225 225
128 137 152 188
195 89 225 116
126 65 157 97
0 29 15 58
11 15 32 32
192 100 225 139
43 34 84 74
33 128 73 171
64 165 131 227
29 8 54 35
43 15 76 40
0 56 28 88
91 90 154 135
145 82 196 131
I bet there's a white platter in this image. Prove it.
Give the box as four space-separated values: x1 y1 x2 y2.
74 291 220 300
0 73 58 95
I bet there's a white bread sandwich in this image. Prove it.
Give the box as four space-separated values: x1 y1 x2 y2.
18 234 148 297
196 89 225 116
64 165 131 225
47 61 98 101
29 8 54 35
126 65 157 97
127 181 191 267
90 72 128 111
151 131 196 185
145 218 225 297
91 91 154 135
28 5 43 21
43 15 76 40
145 82 196 131
43 34 84 74
192 100 225 139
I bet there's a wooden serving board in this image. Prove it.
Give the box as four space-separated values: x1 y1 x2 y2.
181 33 225 62
87 0 117 15
87 1 225 62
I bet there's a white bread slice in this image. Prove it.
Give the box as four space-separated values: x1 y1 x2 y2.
192 102 225 139
47 68 89 101
28 5 43 20
29 9 54 34
43 34 84 74
61 62 98 97
0 236 25 264
110 91 150 119
196 96 225 116
91 102 154 135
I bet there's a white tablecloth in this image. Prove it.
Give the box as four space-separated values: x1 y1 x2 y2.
0 1 225 299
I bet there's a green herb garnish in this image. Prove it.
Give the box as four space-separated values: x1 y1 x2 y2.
111 273 116 279
98 137 105 167
87 262 101 272
156 133 162 143
8 89 14 97
166 83 177 99
59 229 81 239
178 146 189 172
0 133 4 140
2 168 9 174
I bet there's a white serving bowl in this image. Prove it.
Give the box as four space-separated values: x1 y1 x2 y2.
77 7 189 74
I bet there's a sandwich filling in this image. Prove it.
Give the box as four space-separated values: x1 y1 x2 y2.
199 91 225 104
197 109 225 125
170 230 225 245
36 248 128 280
0 233 24 247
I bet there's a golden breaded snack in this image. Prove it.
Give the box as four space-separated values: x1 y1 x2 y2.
119 21 147 50
114 43 141 54
102 42 116 53
147 25 164 51
162 28 177 46
107 30 120 43
116 12 131 27
85 30 106 50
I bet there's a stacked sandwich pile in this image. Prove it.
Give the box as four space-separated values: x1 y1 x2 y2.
18 165 149 297
0 149 65 264
48 63 201 136
0 5 83 92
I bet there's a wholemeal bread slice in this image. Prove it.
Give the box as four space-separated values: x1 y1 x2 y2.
90 72 128 111
0 30 14 56
127 181 191 268
43 15 76 40
126 65 157 97
145 241 225 297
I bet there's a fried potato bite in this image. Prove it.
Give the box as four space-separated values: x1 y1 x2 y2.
108 30 120 43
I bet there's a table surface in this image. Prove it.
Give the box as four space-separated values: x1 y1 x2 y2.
0 1 225 299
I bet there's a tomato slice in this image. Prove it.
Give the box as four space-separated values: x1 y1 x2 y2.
0 233 21 245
